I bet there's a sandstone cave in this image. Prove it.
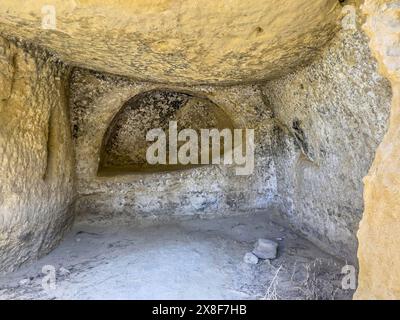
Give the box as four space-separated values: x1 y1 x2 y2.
0 0 399 300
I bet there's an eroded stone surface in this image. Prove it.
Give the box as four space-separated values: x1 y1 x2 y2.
0 36 75 273
0 2 397 300
70 69 278 220
100 90 234 172
261 11 392 262
355 0 400 300
69 13 392 263
253 239 278 260
0 0 341 85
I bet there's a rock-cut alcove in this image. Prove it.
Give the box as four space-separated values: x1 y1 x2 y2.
98 89 235 175
70 70 278 221
0 0 399 300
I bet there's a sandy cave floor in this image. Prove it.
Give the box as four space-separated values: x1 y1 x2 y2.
0 212 354 300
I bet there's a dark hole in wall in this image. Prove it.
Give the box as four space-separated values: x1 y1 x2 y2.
292 119 309 156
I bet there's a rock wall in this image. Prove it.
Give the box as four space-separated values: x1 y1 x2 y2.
0 37 75 273
0 0 341 85
355 0 400 300
70 12 393 264
1 1 397 291
261 8 392 262
71 69 278 221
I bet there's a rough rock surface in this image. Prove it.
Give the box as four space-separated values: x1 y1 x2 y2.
71 69 278 220
0 0 341 85
100 90 233 172
0 1 397 301
253 239 278 260
70 15 392 263
355 0 400 300
243 252 259 265
261 9 392 262
0 36 75 273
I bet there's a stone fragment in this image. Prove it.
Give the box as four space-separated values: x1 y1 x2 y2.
252 239 278 260
243 252 259 265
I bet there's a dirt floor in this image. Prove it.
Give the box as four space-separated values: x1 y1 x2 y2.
0 212 354 300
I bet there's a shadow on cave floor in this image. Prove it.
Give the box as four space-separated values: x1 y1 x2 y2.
0 212 354 300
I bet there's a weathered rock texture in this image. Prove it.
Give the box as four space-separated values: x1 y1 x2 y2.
355 0 400 300
0 1 397 296
0 36 75 273
69 11 392 263
69 6 392 262
261 7 392 261
0 0 341 85
71 69 278 220
100 90 234 172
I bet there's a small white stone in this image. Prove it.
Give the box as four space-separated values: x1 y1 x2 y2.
243 252 259 265
252 238 278 260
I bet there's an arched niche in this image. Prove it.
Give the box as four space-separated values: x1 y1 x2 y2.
98 89 235 176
